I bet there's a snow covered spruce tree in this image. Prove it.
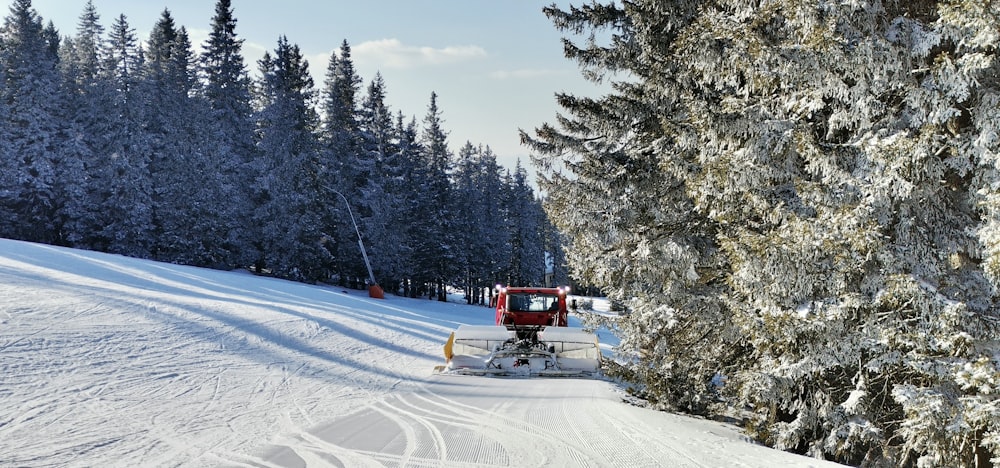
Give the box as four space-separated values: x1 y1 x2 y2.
412 92 456 300
0 0 86 246
317 40 365 286
252 36 329 281
95 14 155 258
525 1 736 416
472 147 515 290
451 143 510 303
145 11 232 268
502 161 548 287
57 0 115 251
527 1 1000 466
391 112 425 297
451 142 480 300
358 73 410 290
199 0 258 269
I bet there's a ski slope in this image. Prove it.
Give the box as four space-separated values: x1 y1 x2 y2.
0 239 842 467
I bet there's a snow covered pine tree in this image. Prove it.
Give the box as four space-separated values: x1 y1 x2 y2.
526 1 1000 466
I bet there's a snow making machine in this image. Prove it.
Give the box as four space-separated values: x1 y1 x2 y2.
439 286 601 377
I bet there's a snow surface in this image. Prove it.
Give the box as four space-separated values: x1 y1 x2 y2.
0 239 844 467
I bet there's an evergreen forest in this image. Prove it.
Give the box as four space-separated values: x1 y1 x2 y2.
0 0 565 302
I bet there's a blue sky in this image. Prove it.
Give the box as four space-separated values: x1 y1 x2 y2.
27 0 605 175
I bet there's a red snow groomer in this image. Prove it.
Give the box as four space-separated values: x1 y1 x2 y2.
440 286 601 377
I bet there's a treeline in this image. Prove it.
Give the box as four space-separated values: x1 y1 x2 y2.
0 0 566 299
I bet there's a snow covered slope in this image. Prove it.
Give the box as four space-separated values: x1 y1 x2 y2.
0 239 842 467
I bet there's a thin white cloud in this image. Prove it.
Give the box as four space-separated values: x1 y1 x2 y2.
489 69 568 80
185 27 210 55
354 38 487 69
242 41 271 66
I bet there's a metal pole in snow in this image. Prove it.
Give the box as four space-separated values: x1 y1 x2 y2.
329 188 377 286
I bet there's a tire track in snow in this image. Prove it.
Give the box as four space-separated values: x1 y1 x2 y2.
372 400 425 466
255 428 507 468
407 387 594 466
378 393 456 463
400 392 530 465
412 378 721 467
563 396 710 467
279 380 624 467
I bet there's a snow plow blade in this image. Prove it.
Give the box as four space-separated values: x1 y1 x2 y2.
438 325 601 377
